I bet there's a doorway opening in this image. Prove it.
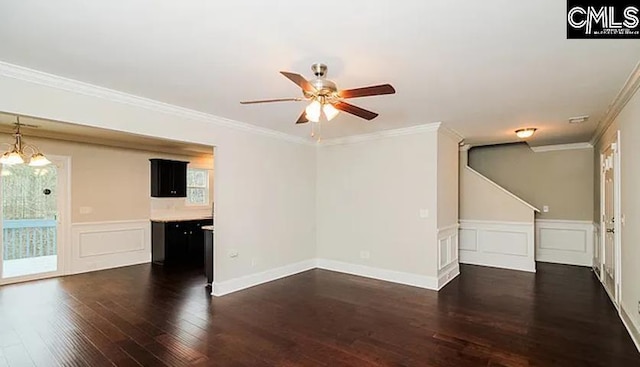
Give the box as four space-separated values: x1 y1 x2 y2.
0 156 68 283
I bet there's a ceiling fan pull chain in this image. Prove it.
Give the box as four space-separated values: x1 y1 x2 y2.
311 120 316 137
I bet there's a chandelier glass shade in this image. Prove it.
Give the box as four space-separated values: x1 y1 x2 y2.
0 118 51 167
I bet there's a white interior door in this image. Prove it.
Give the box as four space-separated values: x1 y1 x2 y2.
0 156 69 284
600 134 621 306
593 156 602 279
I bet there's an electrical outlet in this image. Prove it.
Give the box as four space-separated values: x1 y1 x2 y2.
359 250 370 260
543 205 549 213
419 209 429 218
251 258 257 267
79 206 93 214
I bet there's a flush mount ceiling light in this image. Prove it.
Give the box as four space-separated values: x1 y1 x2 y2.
0 116 51 166
515 128 537 139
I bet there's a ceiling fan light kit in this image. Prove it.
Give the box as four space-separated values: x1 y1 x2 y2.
305 100 322 122
241 63 396 139
323 103 340 121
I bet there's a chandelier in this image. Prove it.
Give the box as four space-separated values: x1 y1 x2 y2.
0 116 51 167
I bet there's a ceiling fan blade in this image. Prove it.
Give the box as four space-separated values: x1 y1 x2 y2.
338 84 396 99
240 98 303 104
295 111 309 124
280 71 316 93
332 101 379 120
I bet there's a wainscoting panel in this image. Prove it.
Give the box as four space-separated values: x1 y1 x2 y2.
459 229 478 251
70 220 151 274
437 224 460 289
459 220 535 272
535 220 594 267
480 230 529 256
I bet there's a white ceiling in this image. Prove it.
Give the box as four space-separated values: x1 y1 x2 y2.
0 1 638 146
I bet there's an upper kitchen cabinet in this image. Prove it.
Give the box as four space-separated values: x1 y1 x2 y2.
150 159 189 197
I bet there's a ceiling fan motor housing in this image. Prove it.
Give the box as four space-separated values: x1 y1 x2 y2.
311 63 327 77
307 63 338 99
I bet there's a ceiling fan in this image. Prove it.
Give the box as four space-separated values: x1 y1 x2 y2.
240 63 396 125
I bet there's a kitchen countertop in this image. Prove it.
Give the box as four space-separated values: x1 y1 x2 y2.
201 225 214 231
150 215 213 223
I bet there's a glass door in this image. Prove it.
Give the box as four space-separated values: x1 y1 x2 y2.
1 162 61 280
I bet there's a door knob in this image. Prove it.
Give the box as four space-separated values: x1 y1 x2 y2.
606 228 615 233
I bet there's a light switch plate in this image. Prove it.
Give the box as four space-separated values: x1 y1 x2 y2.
419 209 429 218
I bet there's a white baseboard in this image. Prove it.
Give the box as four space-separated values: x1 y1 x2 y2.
70 220 151 275
212 259 317 297
316 259 439 290
535 220 594 267
621 305 640 353
437 263 460 290
70 259 151 275
459 220 536 273
213 258 456 297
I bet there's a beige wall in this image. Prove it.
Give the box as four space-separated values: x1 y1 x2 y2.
460 150 535 222
0 133 213 223
317 131 439 277
595 87 640 335
437 130 459 228
468 143 593 221
0 72 318 286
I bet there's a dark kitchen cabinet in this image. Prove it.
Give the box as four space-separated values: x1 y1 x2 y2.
150 159 189 197
151 218 213 266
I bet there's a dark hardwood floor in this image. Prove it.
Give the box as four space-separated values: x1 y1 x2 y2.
0 263 638 366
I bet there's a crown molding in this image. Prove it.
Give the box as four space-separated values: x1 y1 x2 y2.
319 122 443 146
0 61 315 146
529 142 593 153
439 126 465 143
590 60 640 146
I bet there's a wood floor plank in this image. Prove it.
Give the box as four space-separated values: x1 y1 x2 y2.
12 327 61 367
2 345 35 367
0 262 637 366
